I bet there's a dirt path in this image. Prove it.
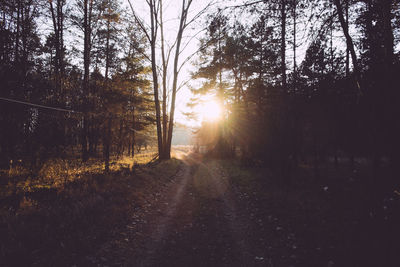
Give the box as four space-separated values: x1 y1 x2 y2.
93 153 272 266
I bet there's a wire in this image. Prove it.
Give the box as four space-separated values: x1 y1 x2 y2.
0 96 82 114
0 96 143 120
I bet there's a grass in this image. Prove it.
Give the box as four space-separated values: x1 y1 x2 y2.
0 154 181 266
218 159 256 190
218 158 400 266
0 149 158 200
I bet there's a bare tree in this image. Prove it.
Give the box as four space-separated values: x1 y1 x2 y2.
128 0 163 158
128 0 214 159
333 0 361 93
165 0 194 158
159 0 169 158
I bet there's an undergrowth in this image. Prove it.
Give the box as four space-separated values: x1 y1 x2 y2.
219 159 400 266
0 157 181 266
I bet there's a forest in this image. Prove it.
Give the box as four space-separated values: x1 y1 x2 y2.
1 0 400 266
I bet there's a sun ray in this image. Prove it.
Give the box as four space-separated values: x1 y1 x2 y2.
197 99 222 122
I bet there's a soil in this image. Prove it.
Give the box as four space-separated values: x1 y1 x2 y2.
5 152 398 266
92 153 278 266
90 152 400 267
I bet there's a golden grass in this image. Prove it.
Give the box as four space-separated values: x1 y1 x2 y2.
0 149 158 199
0 146 193 201
0 154 183 266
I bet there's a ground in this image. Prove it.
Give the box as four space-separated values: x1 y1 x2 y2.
92 153 271 266
1 151 399 266
91 152 399 267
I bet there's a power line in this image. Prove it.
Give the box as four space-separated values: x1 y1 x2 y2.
0 96 82 114
0 96 136 119
224 0 264 9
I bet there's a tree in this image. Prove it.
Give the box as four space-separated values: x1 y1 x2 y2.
0 0 43 166
190 13 231 156
128 0 163 158
48 0 66 93
165 0 196 158
128 0 213 160
334 0 361 93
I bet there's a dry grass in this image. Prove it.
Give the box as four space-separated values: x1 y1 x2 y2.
0 146 189 204
0 156 182 266
0 149 159 199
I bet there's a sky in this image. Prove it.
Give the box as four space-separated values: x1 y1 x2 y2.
123 0 321 129
124 0 238 128
38 0 222 128
39 0 356 128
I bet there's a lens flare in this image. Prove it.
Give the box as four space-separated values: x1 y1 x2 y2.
199 100 221 121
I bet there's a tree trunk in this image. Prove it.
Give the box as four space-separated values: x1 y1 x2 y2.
334 0 361 93
81 115 88 161
59 0 65 83
160 0 168 159
104 115 111 172
15 0 21 62
345 0 349 76
81 0 92 162
118 119 123 156
281 0 286 89
49 0 60 88
166 0 192 159
132 105 135 158
48 0 65 93
293 1 296 91
88 117 95 154
149 0 164 159
105 18 110 80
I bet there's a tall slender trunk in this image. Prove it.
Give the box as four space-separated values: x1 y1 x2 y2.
257 23 263 116
105 18 110 80
118 119 123 156
344 0 353 169
58 0 65 84
21 2 27 69
48 0 65 94
131 105 135 158
281 0 287 89
330 3 334 74
15 0 21 62
165 0 192 159
81 116 88 161
104 114 111 172
102 8 114 164
334 0 361 93
149 0 163 158
345 0 349 76
1 11 6 61
293 1 296 87
89 116 96 155
160 0 168 159
49 0 59 88
165 29 183 157
292 1 299 165
82 0 92 162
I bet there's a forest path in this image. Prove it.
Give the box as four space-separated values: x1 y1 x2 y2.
93 152 271 266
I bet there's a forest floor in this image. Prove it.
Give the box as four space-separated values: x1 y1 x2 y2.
1 151 400 266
